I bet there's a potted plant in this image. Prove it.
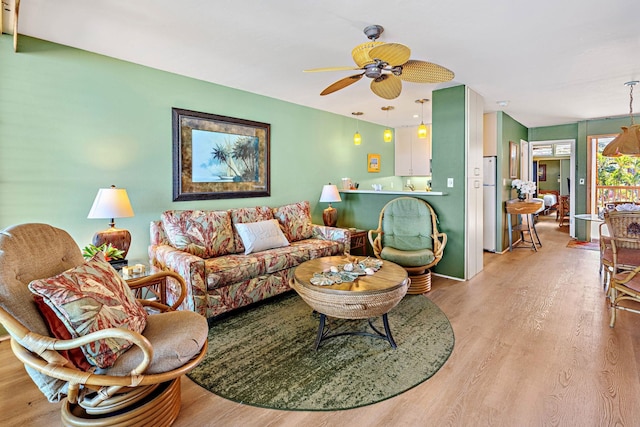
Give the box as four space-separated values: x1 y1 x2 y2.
82 243 125 261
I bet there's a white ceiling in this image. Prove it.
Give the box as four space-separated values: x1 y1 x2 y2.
11 0 640 129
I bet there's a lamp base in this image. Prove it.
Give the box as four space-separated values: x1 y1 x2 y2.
92 227 131 259
323 206 338 227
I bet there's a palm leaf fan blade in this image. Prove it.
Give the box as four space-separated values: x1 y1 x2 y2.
320 74 364 96
370 74 402 99
368 43 411 66
400 60 455 83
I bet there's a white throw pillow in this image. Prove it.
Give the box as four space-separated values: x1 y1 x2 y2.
234 219 290 255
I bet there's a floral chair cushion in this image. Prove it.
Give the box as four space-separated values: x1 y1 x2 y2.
273 201 313 242
33 295 93 371
28 253 147 369
162 210 235 258
229 206 275 253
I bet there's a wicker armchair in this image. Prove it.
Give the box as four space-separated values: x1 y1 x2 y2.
609 265 640 327
0 223 208 426
368 197 447 294
603 211 640 291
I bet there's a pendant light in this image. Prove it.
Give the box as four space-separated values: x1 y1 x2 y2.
415 99 429 139
381 106 394 142
603 81 640 157
352 112 363 145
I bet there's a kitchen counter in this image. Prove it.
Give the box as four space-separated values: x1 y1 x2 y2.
339 190 448 196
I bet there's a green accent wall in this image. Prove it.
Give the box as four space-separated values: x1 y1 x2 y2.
0 36 392 262
537 160 561 191
496 112 528 252
430 85 466 278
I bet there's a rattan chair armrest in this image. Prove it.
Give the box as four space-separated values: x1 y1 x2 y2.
433 232 448 258
138 299 172 312
126 270 187 311
613 265 640 285
22 327 153 376
0 306 154 377
368 228 383 257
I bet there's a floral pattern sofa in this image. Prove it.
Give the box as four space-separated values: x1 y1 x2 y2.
149 201 349 318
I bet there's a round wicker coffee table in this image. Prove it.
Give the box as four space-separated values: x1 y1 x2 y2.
292 255 409 350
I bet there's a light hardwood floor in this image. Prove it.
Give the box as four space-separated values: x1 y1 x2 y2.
2 214 639 426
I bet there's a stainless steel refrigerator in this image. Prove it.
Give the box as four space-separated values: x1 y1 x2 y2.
483 156 497 252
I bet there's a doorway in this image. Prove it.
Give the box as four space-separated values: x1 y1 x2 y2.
528 139 576 237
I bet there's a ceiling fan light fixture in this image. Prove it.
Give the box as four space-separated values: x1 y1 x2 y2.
418 123 428 139
603 81 640 157
382 106 394 143
352 112 363 145
383 128 393 143
415 99 429 139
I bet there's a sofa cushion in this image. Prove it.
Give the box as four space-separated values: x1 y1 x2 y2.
162 210 235 258
273 201 313 242
235 219 290 255
229 206 275 253
28 254 147 369
204 238 343 290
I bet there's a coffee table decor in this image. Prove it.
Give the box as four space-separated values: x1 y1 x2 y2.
310 257 383 285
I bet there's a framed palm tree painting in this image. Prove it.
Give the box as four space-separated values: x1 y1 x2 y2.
172 108 270 201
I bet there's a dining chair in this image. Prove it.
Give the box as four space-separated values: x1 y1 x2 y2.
609 265 640 327
602 211 640 295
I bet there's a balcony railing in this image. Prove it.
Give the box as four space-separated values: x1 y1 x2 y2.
597 185 640 206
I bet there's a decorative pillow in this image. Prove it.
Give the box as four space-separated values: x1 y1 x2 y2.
28 253 147 369
161 210 235 258
273 201 313 242
229 206 275 253
234 219 290 254
33 295 93 371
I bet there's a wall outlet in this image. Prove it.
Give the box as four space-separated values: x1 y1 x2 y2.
579 178 585 185
447 178 454 188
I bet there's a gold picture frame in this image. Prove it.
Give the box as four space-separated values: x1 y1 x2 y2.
172 108 270 201
368 153 381 173
509 141 519 179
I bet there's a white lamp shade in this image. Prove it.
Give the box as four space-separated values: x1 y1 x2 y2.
319 184 342 203
88 186 134 219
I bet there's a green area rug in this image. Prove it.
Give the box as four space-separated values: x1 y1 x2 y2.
187 292 454 411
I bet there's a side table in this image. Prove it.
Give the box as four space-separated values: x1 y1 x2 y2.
348 229 368 255
506 199 544 252
123 269 168 306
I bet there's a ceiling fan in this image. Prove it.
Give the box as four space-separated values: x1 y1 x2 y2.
305 25 455 100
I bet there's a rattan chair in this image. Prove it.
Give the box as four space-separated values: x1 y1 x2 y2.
602 211 640 295
609 265 640 327
0 223 208 426
558 195 571 227
368 197 447 294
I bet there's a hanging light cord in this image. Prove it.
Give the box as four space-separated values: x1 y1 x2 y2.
629 83 635 125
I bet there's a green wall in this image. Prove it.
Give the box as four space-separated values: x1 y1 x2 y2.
537 160 561 191
497 112 528 252
0 36 392 262
430 86 466 278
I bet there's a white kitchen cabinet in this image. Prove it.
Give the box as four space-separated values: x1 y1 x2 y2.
394 125 431 176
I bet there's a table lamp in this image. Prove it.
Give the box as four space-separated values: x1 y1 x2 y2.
87 185 134 259
319 184 341 227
